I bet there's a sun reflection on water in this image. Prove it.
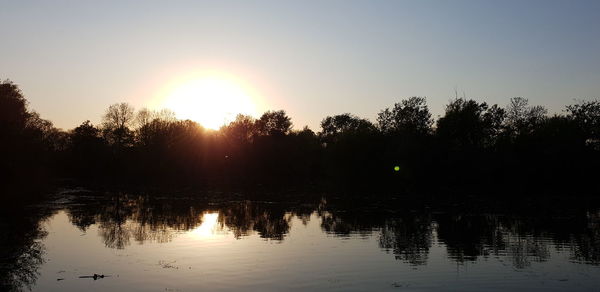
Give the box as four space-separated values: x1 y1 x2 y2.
190 212 221 238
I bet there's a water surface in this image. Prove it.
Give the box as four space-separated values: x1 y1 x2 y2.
3 191 600 291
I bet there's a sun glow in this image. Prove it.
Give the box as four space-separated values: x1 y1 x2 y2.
160 73 260 129
191 212 221 238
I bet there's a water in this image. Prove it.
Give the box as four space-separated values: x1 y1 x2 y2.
2 191 600 291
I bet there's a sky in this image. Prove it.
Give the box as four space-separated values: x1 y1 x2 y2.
1 0 599 130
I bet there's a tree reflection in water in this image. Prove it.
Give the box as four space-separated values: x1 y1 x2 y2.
379 214 433 265
66 193 211 249
60 193 600 269
64 193 320 247
0 202 55 291
3 191 600 291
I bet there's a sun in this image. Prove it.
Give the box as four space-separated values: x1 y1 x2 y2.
160 74 260 129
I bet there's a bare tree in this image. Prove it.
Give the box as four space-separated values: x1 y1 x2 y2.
102 102 135 147
136 108 177 128
505 97 547 136
135 108 154 129
103 102 135 130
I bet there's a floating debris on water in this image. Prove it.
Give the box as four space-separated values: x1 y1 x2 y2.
159 260 179 269
79 274 110 280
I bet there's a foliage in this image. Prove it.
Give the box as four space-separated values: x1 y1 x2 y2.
505 97 547 137
566 99 600 140
436 98 506 149
2 79 599 195
255 110 292 136
377 96 433 136
320 113 375 142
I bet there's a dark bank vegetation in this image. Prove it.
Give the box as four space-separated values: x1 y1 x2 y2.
1 79 600 198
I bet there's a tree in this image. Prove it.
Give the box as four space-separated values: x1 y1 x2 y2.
135 108 177 147
135 108 154 129
0 79 29 132
320 113 375 142
221 114 256 145
566 99 600 140
255 110 292 136
136 108 175 128
103 102 134 129
319 113 379 185
481 104 506 145
71 120 103 148
0 80 59 148
505 97 547 137
0 80 61 187
436 99 504 149
24 111 65 151
377 97 433 135
294 126 317 141
68 120 107 175
102 103 135 147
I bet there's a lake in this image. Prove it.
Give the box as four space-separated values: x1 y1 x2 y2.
2 190 600 291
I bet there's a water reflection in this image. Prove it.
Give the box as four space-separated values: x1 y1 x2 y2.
3 191 600 291
65 194 210 248
58 193 600 269
0 203 54 291
63 195 319 246
217 201 296 240
379 214 433 265
190 212 220 238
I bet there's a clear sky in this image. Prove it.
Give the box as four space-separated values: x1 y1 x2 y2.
1 0 599 130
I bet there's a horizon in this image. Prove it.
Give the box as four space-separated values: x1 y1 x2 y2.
5 77 597 132
2 0 599 130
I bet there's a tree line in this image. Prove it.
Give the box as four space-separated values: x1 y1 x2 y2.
1 79 599 197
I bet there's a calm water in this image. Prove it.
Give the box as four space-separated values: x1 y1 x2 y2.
2 191 600 291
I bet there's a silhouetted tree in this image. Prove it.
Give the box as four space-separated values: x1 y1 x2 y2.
505 97 547 138
134 108 177 147
566 99 600 149
373 97 436 190
319 114 380 187
437 99 505 150
3 76 600 195
0 80 28 131
377 96 433 136
220 114 256 146
433 99 508 189
0 80 61 190
66 121 108 180
320 113 375 143
102 102 135 148
255 110 292 136
71 120 103 146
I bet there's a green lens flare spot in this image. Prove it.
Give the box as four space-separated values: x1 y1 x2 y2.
394 166 400 172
